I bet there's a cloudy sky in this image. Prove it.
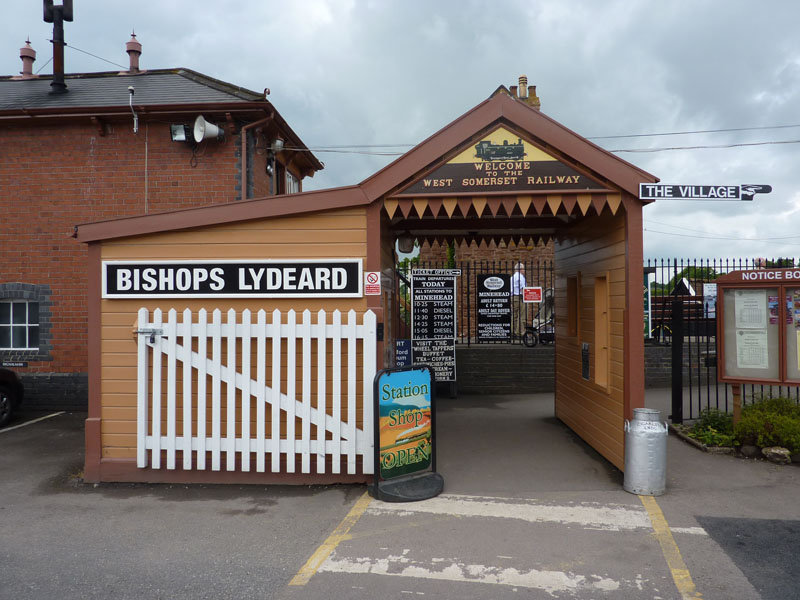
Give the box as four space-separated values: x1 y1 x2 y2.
3 1 800 261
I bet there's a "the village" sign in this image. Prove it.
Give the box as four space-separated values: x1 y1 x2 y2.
639 184 772 201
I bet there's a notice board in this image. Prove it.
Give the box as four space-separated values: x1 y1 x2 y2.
717 269 800 384
477 274 511 341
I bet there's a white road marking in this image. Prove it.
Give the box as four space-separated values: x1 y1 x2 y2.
0 412 65 433
320 553 622 595
319 493 706 595
368 493 651 531
367 494 707 535
671 527 708 536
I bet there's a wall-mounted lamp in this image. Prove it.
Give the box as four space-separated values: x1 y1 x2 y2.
271 137 285 153
397 231 415 254
128 86 138 133
170 124 191 142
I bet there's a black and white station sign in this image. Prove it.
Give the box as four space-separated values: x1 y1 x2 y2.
102 259 363 298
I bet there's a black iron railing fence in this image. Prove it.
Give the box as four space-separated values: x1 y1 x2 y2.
396 257 800 416
396 259 554 345
646 257 800 418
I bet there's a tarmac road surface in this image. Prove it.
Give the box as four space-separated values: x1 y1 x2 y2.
3 392 800 599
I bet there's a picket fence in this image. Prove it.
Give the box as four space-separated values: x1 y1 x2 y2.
136 307 377 475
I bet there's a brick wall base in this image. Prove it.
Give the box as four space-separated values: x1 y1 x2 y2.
15 345 691 411
455 344 690 394
455 345 555 394
18 373 88 411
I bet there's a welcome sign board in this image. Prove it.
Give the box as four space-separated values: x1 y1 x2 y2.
398 126 606 195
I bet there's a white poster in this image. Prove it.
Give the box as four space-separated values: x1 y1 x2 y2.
734 289 767 329
703 283 717 318
736 329 769 369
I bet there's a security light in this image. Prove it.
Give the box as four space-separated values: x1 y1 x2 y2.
170 124 191 142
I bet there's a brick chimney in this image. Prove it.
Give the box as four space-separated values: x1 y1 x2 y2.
19 39 36 78
517 75 541 111
126 31 142 73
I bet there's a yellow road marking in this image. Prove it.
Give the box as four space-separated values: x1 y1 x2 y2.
640 495 702 599
288 490 372 586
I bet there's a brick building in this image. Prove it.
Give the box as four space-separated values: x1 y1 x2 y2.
0 35 321 410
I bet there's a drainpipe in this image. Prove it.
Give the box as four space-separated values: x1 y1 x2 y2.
240 113 273 201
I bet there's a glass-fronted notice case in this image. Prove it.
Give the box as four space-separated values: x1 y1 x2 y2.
718 270 800 384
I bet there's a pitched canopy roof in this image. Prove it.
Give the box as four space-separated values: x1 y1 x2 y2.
77 86 658 244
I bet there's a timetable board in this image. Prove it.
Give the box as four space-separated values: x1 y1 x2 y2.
410 270 458 382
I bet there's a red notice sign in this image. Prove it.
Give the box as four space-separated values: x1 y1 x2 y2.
365 271 382 295
523 287 542 303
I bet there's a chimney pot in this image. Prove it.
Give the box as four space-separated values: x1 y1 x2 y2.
509 85 518 98
20 39 37 78
518 75 528 98
126 31 142 73
528 85 541 111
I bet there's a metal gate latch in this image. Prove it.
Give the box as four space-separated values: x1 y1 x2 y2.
135 328 163 343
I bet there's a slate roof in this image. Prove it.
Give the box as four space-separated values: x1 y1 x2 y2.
0 68 265 111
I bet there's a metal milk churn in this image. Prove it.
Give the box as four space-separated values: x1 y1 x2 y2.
623 408 668 496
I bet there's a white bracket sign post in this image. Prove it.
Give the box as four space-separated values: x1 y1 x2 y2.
639 184 772 201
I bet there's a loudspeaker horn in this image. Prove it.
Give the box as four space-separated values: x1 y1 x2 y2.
193 115 224 143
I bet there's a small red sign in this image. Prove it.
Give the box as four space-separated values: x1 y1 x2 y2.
365 271 381 295
523 287 542 303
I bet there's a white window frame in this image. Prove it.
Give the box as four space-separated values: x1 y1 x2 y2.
0 300 40 350
286 171 300 194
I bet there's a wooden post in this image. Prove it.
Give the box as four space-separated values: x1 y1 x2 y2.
670 298 684 424
732 383 742 426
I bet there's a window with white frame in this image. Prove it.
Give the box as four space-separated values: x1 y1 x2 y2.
0 301 40 350
286 171 300 194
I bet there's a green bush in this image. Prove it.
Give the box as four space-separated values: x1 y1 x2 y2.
734 397 800 452
742 396 800 419
687 408 734 447
693 408 733 432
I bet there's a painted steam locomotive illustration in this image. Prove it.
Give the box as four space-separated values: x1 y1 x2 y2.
474 138 526 161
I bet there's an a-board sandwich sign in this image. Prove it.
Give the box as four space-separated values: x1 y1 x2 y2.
477 274 511 341
370 365 444 502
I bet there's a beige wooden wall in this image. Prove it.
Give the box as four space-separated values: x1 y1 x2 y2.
98 207 368 461
554 211 627 469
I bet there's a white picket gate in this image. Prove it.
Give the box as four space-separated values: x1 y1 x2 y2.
135 307 376 475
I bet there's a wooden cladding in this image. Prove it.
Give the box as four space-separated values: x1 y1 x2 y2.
384 193 622 220
594 275 610 389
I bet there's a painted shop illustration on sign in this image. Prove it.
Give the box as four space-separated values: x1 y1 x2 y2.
377 369 433 479
372 365 443 502
400 126 606 195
